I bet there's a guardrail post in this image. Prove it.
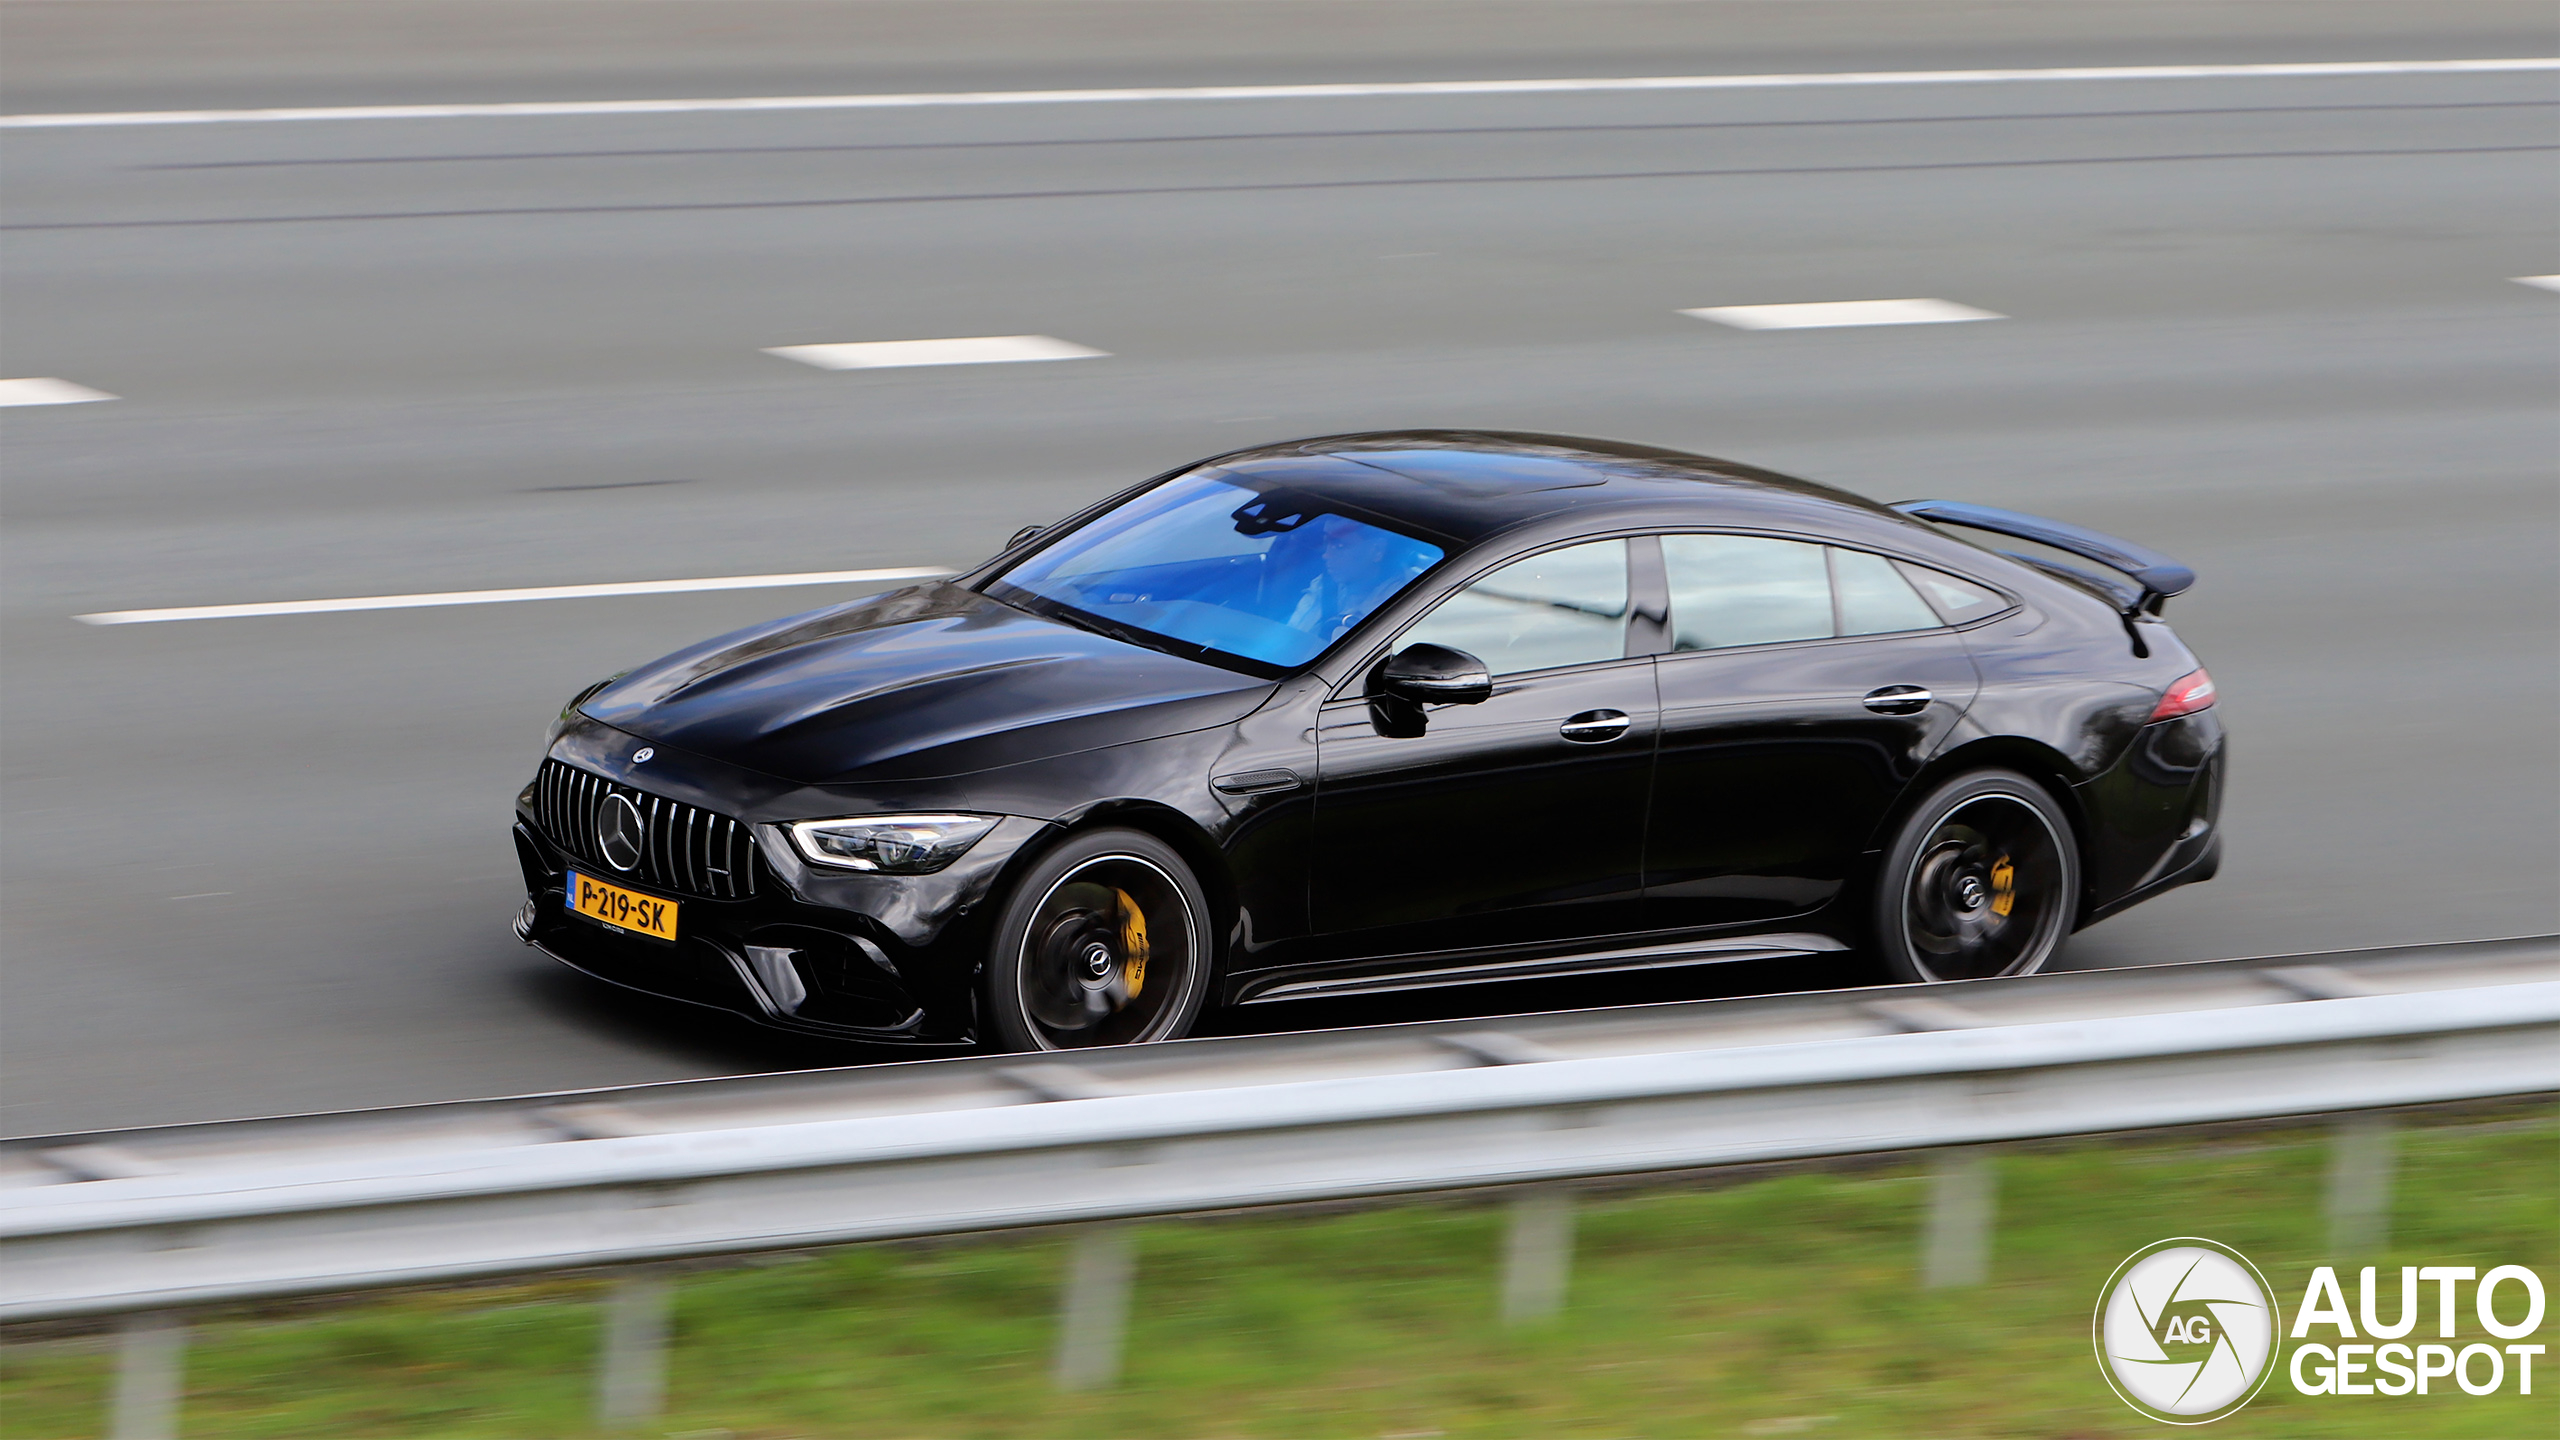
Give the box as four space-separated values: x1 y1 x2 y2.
595 1271 673 1427
2326 1112 2397 1255
1054 1223 1135 1391
1501 1186 1576 1325
1921 1146 1997 1288
110 1311 185 1440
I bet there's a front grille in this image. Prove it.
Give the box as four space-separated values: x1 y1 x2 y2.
533 759 759 901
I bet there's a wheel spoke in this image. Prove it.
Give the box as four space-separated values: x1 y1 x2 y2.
1901 797 2065 981
1014 858 1195 1048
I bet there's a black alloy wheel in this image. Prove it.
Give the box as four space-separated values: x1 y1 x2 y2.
1875 769 2078 984
983 828 1211 1051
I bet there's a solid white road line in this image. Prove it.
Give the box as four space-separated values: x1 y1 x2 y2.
0 377 117 406
2513 275 2560 293
1681 298 2005 330
75 567 953 626
765 336 1108 370
6 58 2554 129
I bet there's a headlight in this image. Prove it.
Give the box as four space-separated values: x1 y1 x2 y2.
787 814 1000 874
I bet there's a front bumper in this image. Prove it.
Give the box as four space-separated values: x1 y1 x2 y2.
513 817 1014 1045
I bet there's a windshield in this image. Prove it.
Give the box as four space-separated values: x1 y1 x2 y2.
987 470 1447 673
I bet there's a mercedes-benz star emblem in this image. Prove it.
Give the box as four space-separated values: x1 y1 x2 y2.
632 747 655 763
597 794 647 872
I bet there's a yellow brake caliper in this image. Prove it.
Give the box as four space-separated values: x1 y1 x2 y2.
1989 856 2016 918
1115 889 1149 996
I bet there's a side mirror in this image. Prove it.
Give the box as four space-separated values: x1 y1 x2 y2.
1377 643 1493 706
1005 524 1044 551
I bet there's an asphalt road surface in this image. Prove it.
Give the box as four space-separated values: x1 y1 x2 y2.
4 2 2554 1134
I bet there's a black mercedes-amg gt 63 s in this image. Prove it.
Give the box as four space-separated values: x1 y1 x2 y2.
515 431 2223 1051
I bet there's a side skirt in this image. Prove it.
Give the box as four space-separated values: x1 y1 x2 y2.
1228 931 1851 1005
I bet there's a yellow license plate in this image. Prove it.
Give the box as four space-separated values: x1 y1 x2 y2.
566 870 679 942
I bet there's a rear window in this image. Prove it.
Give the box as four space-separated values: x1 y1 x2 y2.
1660 536 1984 650
1661 535 1832 650
1833 548 1943 636
1895 562 2010 624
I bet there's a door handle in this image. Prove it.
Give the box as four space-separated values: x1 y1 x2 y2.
1560 709 1632 743
1862 686 1933 715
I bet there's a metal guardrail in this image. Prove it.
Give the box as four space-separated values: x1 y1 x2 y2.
6 936 2554 1324
11 937 2556 1438
7 935 2549 1181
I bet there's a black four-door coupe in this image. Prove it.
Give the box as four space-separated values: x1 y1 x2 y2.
515 432 2223 1051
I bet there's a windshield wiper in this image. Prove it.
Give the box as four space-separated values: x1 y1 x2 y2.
1001 589 1182 657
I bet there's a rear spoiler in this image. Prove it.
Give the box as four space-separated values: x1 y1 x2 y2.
1891 500 2195 616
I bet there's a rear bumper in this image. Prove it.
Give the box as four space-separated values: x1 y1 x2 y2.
2075 708 2226 926
2085 829 2222 927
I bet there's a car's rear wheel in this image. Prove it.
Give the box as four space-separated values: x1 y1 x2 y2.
1875 769 2078 984
982 828 1212 1051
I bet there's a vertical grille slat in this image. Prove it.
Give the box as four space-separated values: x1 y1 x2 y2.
531 758 756 901
703 811 720 897
666 803 685 894
686 804 704 897
675 805 694 896
646 794 666 880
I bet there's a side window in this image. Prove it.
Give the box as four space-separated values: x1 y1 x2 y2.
1399 539 1629 675
1662 534 1831 651
1895 562 2010 625
1831 548 1943 636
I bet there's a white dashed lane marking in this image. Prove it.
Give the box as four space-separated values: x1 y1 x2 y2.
0 377 117 406
765 336 1109 370
76 567 953 626
1681 298 2006 330
5 58 2554 128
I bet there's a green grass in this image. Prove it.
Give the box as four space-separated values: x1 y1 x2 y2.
5 1111 2553 1438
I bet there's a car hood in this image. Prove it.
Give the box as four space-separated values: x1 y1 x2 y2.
579 583 1275 784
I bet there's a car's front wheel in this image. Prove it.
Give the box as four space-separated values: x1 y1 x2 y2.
1874 769 2079 984
981 828 1212 1051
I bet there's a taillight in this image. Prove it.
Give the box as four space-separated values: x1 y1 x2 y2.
2150 668 2216 721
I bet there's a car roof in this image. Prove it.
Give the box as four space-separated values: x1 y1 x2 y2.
1193 430 1909 549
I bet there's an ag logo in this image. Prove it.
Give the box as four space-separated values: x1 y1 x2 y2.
2096 1238 2283 1424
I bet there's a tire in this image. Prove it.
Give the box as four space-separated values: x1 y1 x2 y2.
1873 769 2079 984
981 828 1213 1051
